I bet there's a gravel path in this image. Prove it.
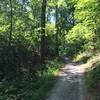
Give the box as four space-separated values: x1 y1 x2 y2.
46 62 86 100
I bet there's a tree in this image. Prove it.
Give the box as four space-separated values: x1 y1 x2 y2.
55 2 59 56
9 0 13 47
40 0 47 64
74 0 100 50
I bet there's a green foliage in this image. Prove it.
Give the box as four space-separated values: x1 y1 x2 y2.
0 59 62 100
86 62 100 89
75 0 100 49
85 61 100 100
63 0 100 57
0 0 100 99
73 51 93 63
85 55 100 99
65 24 95 55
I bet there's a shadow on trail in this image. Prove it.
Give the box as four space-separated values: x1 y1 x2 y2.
46 62 86 100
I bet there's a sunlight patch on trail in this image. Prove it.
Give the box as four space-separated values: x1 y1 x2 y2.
46 62 86 100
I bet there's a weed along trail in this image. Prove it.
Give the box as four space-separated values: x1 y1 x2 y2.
46 62 87 100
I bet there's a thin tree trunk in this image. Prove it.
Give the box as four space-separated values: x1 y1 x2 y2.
9 0 13 47
40 0 47 64
55 4 59 56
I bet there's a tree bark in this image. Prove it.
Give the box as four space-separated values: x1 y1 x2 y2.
9 0 13 47
40 0 47 64
55 4 59 56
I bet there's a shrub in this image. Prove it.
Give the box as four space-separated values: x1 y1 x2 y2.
73 51 93 63
0 59 62 100
65 24 96 56
85 61 100 100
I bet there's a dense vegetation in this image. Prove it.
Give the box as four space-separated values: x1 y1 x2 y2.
0 0 100 99
0 59 63 100
85 55 100 100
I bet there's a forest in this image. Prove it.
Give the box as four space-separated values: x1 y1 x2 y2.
0 0 100 100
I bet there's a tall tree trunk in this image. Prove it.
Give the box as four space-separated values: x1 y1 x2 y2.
9 0 13 47
55 4 59 56
40 0 47 64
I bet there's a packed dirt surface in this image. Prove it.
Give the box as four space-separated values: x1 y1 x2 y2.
46 62 87 100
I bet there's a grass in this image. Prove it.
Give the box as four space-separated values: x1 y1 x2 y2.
73 51 93 63
85 54 100 100
73 52 100 100
0 59 63 100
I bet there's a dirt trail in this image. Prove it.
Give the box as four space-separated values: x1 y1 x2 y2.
46 62 87 100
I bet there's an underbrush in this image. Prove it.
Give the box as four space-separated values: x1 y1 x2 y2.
73 51 93 63
0 59 63 100
85 55 100 100
73 52 100 100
